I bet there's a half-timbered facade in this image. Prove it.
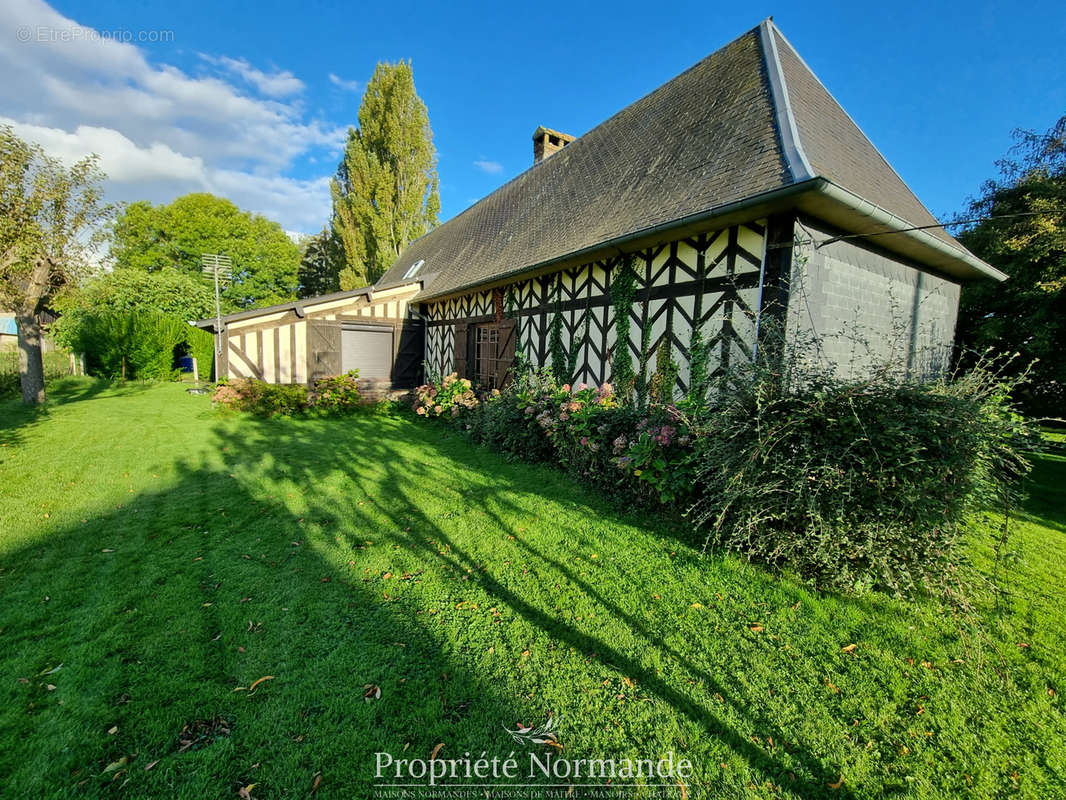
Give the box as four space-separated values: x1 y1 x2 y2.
201 19 1004 395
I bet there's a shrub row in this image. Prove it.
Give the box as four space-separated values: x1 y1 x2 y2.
412 359 1033 595
211 371 363 417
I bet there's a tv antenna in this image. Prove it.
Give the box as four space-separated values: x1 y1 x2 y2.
201 253 232 354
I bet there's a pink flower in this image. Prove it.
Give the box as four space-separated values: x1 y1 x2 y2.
562 384 571 393
416 406 426 416
577 383 588 391
434 405 443 415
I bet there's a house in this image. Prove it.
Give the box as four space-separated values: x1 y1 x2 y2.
200 19 1004 394
0 314 17 351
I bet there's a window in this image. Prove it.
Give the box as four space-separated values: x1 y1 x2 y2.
474 325 500 389
403 259 425 280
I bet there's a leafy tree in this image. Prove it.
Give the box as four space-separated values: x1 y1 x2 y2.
956 115 1066 416
51 266 215 357
110 193 300 310
297 226 344 298
0 125 111 404
331 61 440 288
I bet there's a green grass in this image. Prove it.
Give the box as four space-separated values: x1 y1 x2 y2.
1 381 1063 799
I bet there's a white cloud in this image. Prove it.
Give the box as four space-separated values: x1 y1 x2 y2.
200 54 305 98
474 159 503 174
0 0 344 233
329 73 361 92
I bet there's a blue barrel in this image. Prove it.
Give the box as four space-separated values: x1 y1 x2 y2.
177 356 195 373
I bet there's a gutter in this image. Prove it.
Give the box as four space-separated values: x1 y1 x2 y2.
813 181 1008 282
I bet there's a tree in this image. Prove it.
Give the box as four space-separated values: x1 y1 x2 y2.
0 125 111 404
297 226 344 298
110 193 300 310
956 115 1066 416
331 61 440 288
51 266 216 346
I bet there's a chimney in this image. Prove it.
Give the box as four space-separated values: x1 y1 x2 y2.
533 126 575 164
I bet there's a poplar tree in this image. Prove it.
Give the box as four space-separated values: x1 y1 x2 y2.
331 61 440 288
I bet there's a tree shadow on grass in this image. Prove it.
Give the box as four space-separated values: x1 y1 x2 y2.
5 403 977 798
0 435 536 798
202 411 879 799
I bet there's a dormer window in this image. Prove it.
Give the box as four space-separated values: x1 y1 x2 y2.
403 259 425 280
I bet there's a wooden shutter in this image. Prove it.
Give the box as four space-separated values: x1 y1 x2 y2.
452 321 469 379
306 319 342 383
393 320 425 387
497 318 517 387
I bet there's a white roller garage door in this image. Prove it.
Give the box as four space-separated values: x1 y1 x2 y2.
341 327 393 379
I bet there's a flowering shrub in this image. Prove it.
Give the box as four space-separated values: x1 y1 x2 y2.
613 408 698 504
212 372 365 417
309 370 361 411
211 378 308 417
413 373 478 418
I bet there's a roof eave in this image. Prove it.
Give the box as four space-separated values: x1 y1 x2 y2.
801 181 1008 282
417 178 824 303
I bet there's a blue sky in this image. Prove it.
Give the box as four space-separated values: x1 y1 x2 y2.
2 0 1064 237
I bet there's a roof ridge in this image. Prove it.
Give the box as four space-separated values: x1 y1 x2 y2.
758 19 814 182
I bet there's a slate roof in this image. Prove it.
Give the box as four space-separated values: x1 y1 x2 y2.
378 20 992 300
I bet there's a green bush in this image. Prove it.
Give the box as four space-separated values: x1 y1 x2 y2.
689 359 1034 594
211 378 308 417
0 349 76 399
309 370 361 411
61 311 210 381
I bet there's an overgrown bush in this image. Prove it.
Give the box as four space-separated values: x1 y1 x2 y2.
689 358 1034 594
411 349 1033 596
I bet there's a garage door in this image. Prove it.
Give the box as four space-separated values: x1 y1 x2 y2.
341 327 393 379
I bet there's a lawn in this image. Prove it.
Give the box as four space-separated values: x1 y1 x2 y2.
1 381 1063 799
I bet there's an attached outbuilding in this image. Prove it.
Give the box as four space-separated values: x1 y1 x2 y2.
195 284 424 395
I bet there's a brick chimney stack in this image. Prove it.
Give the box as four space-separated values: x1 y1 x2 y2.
533 126 575 164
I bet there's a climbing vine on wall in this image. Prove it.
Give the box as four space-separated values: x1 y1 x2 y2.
549 276 568 380
649 336 680 405
610 256 638 403
686 327 712 406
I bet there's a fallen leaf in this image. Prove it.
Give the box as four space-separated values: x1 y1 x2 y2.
622 677 635 689
108 725 118 735
238 784 256 800
103 756 129 773
382 572 393 580
248 675 274 692
521 649 531 658
46 684 57 691
678 779 688 799
841 644 857 653
826 681 840 694
363 684 382 702
750 625 764 633
1017 642 1030 648
144 760 158 771
430 743 444 761
311 772 322 793
690 603 703 609
828 776 844 790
